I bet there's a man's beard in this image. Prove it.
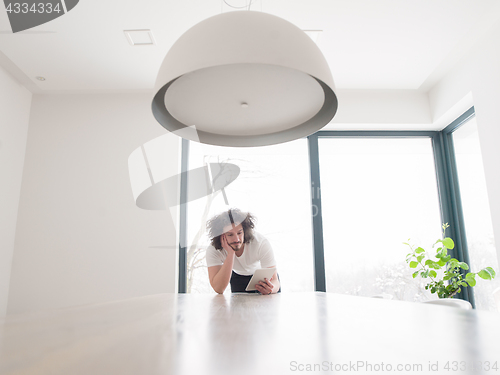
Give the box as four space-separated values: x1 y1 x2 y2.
230 242 242 250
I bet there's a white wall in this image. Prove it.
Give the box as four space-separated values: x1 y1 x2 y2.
0 66 32 317
429 19 500 266
328 90 432 130
7 93 179 315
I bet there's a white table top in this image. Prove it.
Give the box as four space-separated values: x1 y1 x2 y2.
1 292 499 375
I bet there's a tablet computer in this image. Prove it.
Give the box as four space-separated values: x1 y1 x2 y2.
245 268 276 291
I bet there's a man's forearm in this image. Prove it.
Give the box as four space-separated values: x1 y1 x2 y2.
211 255 234 294
271 276 280 294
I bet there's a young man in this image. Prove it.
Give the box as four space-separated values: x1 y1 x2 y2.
205 208 280 294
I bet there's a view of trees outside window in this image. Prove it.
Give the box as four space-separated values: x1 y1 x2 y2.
186 139 314 293
452 118 500 311
318 137 442 301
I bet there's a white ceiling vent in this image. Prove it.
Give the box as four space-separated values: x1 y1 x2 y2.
124 29 156 46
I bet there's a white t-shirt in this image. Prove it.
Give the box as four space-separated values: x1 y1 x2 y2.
205 231 276 276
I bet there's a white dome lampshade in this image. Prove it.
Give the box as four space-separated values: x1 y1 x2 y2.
152 11 338 147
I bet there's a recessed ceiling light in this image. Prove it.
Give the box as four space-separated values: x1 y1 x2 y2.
124 29 156 46
36 76 46 81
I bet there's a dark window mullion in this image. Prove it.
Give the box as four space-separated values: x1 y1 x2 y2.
441 108 476 306
178 138 189 293
432 128 475 306
308 133 326 292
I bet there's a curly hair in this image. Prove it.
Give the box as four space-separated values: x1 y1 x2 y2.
206 208 256 251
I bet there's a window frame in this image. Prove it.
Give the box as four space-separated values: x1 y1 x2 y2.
440 106 477 306
308 131 439 292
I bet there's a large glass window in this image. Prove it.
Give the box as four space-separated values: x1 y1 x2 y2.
181 111 498 311
318 137 442 300
452 117 499 311
186 139 314 293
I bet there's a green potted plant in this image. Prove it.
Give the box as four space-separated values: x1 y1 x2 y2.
405 223 496 309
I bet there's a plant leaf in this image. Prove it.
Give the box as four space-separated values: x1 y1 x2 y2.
485 267 496 279
458 262 469 270
429 270 437 278
442 237 454 249
424 260 441 270
478 268 494 280
415 247 425 254
465 272 476 280
409 261 418 269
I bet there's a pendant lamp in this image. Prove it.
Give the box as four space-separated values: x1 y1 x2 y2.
152 11 337 147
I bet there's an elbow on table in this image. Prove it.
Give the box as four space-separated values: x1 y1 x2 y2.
211 283 226 294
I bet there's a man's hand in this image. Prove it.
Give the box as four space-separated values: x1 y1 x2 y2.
255 278 274 295
208 234 236 294
221 234 235 254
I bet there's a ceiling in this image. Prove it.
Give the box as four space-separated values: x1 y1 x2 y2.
1 0 500 94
